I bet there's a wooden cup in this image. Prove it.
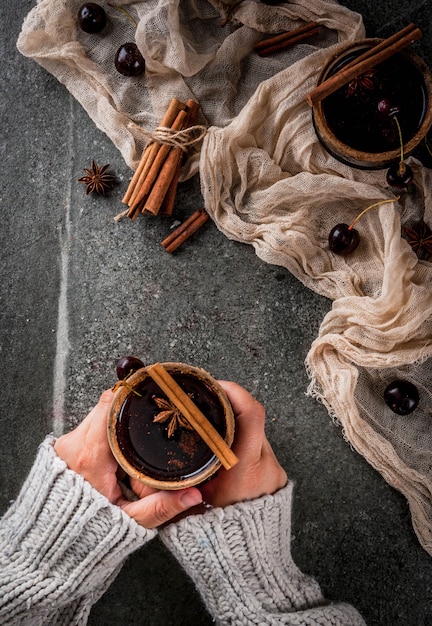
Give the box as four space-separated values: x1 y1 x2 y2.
108 362 235 490
312 39 432 169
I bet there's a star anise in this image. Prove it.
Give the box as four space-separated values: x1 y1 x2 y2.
78 160 117 195
153 396 194 439
403 220 432 260
346 69 377 97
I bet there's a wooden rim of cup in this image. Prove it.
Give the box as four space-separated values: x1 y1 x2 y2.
108 362 235 490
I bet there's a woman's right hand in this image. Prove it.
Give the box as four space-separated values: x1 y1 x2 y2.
198 381 288 509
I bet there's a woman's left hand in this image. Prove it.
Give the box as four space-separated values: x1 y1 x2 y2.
54 389 203 528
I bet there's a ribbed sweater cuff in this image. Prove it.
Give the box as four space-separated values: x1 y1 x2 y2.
0 436 155 624
160 483 366 625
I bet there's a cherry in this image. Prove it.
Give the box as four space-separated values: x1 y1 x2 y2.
378 106 415 191
384 379 419 415
328 223 360 255
107 5 145 76
386 162 414 189
78 3 107 34
116 355 144 380
328 197 399 256
377 98 399 117
114 42 145 76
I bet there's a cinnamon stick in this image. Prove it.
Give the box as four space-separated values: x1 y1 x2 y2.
257 28 318 57
161 209 209 253
341 23 419 73
141 148 183 216
254 22 318 56
147 363 239 470
306 24 422 107
159 157 182 216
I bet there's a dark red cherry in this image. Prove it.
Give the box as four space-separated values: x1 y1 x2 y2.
377 98 399 117
116 355 145 380
328 223 360 255
78 3 107 34
384 379 419 415
386 162 414 189
115 43 145 76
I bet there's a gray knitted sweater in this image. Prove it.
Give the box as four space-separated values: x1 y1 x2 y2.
0 438 366 625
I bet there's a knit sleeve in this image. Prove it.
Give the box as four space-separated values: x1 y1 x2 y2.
0 436 156 625
159 482 366 626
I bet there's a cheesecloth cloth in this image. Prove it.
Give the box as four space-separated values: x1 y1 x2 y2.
17 0 432 555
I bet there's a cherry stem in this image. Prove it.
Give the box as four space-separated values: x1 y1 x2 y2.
392 115 406 176
348 196 401 230
111 369 142 397
107 3 138 28
111 380 142 397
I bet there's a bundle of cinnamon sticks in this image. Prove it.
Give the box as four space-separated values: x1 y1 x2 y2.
254 22 319 57
306 23 422 107
121 98 201 219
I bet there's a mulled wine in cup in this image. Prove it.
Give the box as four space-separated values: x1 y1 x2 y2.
108 362 235 490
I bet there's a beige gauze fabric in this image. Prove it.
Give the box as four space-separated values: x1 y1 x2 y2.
18 0 432 555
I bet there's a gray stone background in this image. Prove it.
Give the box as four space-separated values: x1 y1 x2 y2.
1 1 431 624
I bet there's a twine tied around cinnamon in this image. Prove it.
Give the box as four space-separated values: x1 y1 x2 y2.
128 121 208 152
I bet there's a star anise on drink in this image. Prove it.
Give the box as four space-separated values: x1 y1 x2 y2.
346 69 377 97
78 160 117 195
153 396 193 439
403 220 432 260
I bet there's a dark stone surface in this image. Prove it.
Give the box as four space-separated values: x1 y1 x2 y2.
1 2 431 625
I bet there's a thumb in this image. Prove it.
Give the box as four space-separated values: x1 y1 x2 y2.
118 488 203 528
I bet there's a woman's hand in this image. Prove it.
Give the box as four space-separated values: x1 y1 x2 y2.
54 389 202 528
199 381 287 508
